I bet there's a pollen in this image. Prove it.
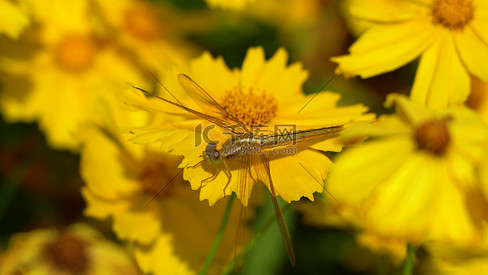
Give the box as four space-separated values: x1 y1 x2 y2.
221 87 278 127
56 34 96 71
414 118 451 156
43 235 88 273
124 2 161 41
432 0 474 30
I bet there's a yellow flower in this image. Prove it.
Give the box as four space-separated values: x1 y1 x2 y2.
80 96 244 274
0 224 140 275
327 94 488 245
205 0 256 10
123 47 372 206
332 0 488 109
0 0 146 151
0 0 29 39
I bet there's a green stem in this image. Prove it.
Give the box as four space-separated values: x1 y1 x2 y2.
221 203 292 275
402 244 415 275
199 194 235 275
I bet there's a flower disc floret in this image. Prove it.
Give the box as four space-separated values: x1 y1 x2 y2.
124 1 161 41
43 235 88 273
432 0 474 30
221 87 278 126
414 118 451 156
56 34 97 72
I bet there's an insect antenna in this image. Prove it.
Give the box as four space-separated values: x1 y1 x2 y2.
297 74 337 114
298 162 341 206
146 70 184 106
143 164 188 209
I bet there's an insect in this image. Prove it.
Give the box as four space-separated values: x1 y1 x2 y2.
133 74 343 266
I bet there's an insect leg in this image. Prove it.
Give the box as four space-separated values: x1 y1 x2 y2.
200 167 221 189
222 159 232 196
188 159 205 169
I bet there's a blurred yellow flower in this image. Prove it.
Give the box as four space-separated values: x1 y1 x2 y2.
328 94 488 245
80 96 244 274
123 46 372 206
205 0 256 10
0 0 29 39
0 224 140 275
246 0 322 28
0 0 146 151
94 0 195 73
332 0 488 109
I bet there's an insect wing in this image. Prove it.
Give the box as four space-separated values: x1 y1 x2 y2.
177 74 249 134
233 155 256 271
133 86 244 135
253 150 296 266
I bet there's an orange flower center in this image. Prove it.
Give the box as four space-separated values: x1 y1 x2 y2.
124 2 161 41
56 34 96 72
139 153 177 197
414 119 451 156
44 235 88 273
221 87 278 127
432 0 474 30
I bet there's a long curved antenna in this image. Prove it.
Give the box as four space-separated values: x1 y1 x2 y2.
143 164 187 209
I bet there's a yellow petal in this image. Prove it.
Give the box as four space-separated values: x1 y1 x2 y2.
0 0 29 39
309 137 344 153
445 151 475 189
81 188 128 220
185 160 243 206
81 127 141 200
25 0 90 44
135 234 194 275
328 136 414 204
347 0 430 23
128 126 192 147
385 93 436 126
269 149 333 203
455 26 488 82
158 190 243 273
112 204 162 244
241 47 267 87
189 52 239 100
256 47 309 103
277 92 372 127
89 240 140 275
332 17 438 78
341 115 410 141
411 29 470 109
470 17 488 47
448 107 488 161
367 154 481 244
